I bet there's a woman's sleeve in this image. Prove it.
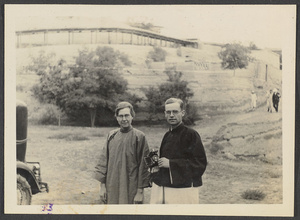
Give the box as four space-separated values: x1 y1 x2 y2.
137 134 151 188
94 134 109 183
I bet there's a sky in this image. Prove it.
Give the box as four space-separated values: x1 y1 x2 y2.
9 4 296 49
110 5 294 49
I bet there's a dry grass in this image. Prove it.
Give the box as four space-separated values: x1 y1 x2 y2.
241 189 266 201
48 133 90 141
27 116 283 205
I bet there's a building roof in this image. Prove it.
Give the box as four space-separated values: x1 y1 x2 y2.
15 16 198 46
16 16 131 32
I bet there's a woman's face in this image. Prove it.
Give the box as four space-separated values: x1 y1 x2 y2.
116 107 133 129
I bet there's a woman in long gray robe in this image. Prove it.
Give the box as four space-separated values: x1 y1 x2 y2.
94 102 150 204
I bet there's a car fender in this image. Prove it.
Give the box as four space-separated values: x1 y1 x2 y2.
17 161 40 194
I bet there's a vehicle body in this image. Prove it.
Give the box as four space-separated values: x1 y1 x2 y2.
17 100 49 205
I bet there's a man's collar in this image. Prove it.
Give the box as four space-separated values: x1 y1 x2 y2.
169 122 184 132
120 125 133 133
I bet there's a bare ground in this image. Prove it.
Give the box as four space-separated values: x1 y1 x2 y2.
28 102 282 205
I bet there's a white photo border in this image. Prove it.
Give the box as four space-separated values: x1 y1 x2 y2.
4 4 296 216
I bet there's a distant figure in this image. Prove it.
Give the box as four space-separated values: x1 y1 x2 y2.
266 89 273 113
251 91 257 109
272 89 281 112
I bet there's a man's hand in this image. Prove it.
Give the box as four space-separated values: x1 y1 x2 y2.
158 157 169 168
100 183 107 204
134 188 144 204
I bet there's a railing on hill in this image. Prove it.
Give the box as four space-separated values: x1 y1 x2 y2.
165 61 210 71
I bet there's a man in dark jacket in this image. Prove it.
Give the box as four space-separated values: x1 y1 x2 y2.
150 98 207 204
272 89 281 112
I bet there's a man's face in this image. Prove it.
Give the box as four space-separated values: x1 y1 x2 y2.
116 107 133 129
165 102 185 126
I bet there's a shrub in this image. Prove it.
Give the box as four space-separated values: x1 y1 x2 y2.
241 189 266 201
263 134 273 140
147 46 167 62
209 142 224 154
29 104 62 125
143 67 195 123
268 171 281 178
92 46 132 68
118 51 132 67
184 102 199 125
249 42 259 50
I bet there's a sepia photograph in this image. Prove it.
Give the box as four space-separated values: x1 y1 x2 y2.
4 4 296 216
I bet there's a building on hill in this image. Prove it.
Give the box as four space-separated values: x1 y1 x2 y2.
127 22 163 34
15 17 198 49
251 49 281 70
271 50 282 70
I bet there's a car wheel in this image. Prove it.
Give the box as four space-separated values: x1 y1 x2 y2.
17 174 32 205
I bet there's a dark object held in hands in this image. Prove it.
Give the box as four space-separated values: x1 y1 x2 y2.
144 149 159 168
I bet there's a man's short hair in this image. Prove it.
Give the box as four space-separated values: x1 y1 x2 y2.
115 101 135 117
165 98 184 110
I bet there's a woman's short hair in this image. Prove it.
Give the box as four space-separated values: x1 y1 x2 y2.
165 98 184 110
115 101 135 117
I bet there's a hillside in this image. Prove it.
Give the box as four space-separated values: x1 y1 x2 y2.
16 43 282 120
